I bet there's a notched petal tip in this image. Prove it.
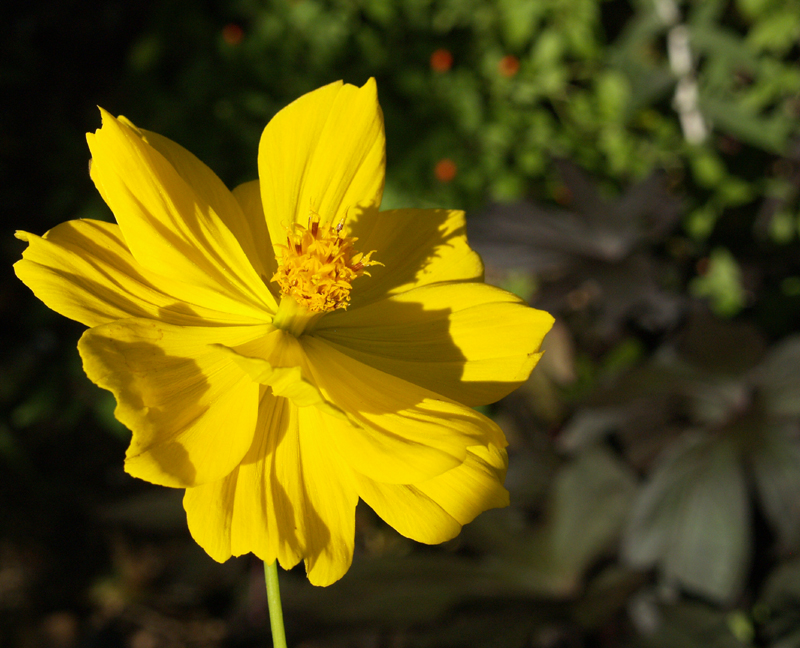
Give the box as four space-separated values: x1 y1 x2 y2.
93 108 141 142
88 108 127 151
95 105 115 127
14 230 31 242
361 76 378 96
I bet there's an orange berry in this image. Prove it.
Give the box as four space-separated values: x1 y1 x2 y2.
222 24 244 46
435 158 457 182
430 49 454 72
498 55 520 77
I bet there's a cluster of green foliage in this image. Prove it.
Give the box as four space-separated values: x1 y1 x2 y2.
3 0 800 647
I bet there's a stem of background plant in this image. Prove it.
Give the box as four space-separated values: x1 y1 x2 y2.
264 561 288 648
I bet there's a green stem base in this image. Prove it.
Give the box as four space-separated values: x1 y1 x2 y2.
264 561 287 648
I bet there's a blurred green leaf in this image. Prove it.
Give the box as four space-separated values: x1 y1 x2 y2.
574 565 647 629
735 0 776 19
691 151 727 189
702 97 793 155
686 203 721 240
690 248 747 317
531 28 564 68
747 7 800 54
768 210 797 244
596 70 632 123
498 0 542 49
127 34 163 72
360 0 396 26
718 177 755 206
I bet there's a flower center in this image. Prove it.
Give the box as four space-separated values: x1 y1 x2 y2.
271 211 380 314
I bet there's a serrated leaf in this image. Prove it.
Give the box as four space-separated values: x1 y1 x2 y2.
754 336 800 416
640 601 752 648
513 447 637 596
623 433 750 602
756 558 800 646
751 424 800 550
759 558 800 607
549 447 638 570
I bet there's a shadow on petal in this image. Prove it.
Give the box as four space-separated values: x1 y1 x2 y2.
344 206 482 308
79 318 261 488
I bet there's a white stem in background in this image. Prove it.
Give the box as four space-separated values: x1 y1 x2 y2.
657 0 709 145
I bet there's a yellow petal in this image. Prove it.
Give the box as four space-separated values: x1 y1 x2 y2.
183 465 238 563
354 444 509 544
345 208 484 308
296 405 359 586
416 443 509 525
301 336 507 484
258 79 385 254
184 393 359 586
87 110 275 315
354 477 462 545
221 331 487 484
212 343 358 425
78 319 268 487
231 179 279 288
138 129 277 296
14 220 267 327
184 391 304 568
317 282 555 406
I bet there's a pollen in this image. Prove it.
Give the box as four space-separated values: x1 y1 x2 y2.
271 211 381 312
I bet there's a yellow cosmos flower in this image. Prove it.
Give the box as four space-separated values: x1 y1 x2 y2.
14 80 553 586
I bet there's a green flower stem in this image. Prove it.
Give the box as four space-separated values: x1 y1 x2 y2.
264 561 288 648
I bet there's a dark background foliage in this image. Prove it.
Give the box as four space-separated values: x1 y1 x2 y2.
2 0 800 646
